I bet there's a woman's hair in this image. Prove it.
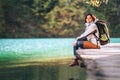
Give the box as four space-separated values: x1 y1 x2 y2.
85 13 96 23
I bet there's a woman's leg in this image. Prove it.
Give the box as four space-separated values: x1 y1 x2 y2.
70 41 100 67
73 41 84 58
69 41 84 67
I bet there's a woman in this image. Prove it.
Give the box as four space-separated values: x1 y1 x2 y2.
69 13 100 67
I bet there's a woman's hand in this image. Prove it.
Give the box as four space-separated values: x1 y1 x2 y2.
73 41 77 46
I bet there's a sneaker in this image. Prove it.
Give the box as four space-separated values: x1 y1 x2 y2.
69 59 79 67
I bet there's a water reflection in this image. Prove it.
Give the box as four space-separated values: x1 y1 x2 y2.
0 60 86 80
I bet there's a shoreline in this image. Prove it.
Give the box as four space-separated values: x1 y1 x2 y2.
0 57 73 68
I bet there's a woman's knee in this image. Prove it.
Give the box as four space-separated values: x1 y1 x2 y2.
77 41 84 48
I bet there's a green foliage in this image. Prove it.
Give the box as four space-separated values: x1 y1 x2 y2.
32 0 58 16
43 1 86 37
96 0 120 37
0 0 119 38
83 0 108 7
0 1 5 37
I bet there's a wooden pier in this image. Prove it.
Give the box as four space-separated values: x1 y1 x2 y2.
76 43 120 80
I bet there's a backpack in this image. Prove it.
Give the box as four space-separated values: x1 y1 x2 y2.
95 20 110 45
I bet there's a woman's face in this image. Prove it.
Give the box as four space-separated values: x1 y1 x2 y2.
86 15 93 23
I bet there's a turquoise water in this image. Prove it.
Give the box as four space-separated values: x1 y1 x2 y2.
110 38 120 43
0 38 87 80
0 38 120 60
0 38 119 80
0 38 74 60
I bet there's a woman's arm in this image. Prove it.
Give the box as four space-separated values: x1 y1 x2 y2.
76 24 97 41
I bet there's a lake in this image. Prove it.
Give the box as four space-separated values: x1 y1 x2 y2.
0 38 119 60
0 38 74 60
0 38 120 80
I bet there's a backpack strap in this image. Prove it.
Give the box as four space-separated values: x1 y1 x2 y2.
77 30 100 48
93 30 99 48
103 28 110 43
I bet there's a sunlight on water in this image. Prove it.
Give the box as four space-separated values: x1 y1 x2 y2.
0 38 119 60
0 38 75 59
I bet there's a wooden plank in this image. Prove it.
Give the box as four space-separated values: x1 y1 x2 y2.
76 43 120 80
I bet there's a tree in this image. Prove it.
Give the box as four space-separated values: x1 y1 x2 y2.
0 0 119 38
83 0 108 7
0 0 5 37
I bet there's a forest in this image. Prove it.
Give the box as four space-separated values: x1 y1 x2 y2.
0 0 119 38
